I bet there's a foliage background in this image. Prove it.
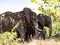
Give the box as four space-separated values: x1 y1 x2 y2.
31 0 60 36
0 0 60 45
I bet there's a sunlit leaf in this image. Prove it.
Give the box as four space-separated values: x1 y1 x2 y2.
31 0 37 3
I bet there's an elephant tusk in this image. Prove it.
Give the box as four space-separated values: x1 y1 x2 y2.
35 26 42 32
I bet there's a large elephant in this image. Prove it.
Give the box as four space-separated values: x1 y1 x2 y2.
15 9 36 41
37 14 52 38
23 7 42 39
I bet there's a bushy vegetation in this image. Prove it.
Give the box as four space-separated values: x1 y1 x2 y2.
31 0 60 37
52 21 60 35
31 0 60 21
0 33 60 45
0 32 21 45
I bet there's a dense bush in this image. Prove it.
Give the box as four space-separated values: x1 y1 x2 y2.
0 32 21 45
45 18 60 37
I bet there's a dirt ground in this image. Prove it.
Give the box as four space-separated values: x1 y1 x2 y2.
17 39 60 45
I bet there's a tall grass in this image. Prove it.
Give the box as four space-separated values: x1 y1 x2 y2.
0 32 60 45
0 32 21 45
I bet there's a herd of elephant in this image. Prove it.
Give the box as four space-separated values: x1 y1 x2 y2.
0 7 52 42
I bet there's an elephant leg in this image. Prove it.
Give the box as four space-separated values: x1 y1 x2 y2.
48 24 52 37
42 28 46 39
35 29 40 39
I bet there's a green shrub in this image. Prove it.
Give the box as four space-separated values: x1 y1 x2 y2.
0 32 21 45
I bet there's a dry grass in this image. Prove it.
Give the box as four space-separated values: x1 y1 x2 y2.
0 32 60 45
19 39 60 45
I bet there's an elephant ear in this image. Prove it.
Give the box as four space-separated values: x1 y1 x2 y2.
23 8 31 24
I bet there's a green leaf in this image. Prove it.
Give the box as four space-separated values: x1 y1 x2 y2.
31 0 37 3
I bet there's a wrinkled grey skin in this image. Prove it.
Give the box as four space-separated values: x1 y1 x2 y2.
14 11 27 42
0 11 15 33
23 7 42 39
37 14 52 37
